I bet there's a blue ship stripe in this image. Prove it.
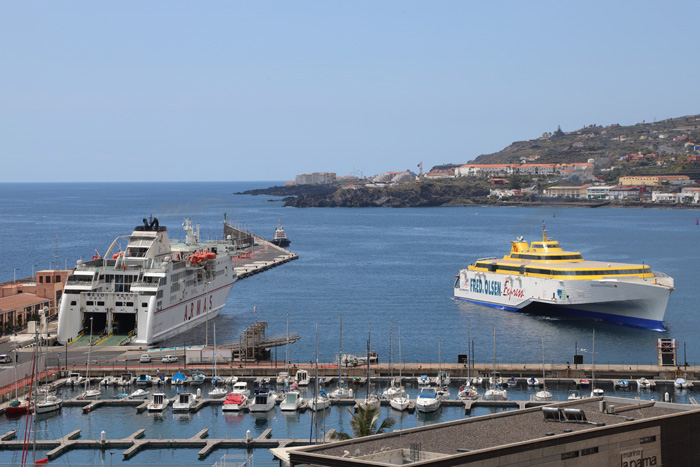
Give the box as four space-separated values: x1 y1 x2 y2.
454 297 520 312
454 297 665 331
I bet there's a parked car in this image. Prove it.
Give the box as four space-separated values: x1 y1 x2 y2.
162 355 178 363
139 354 152 363
0 354 11 364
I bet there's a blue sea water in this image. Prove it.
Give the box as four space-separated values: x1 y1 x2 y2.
0 181 699 465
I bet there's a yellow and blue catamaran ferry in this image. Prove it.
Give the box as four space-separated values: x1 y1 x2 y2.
454 224 674 330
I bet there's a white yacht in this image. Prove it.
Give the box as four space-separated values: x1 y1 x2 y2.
222 393 248 412
415 387 440 413
36 389 62 414
295 369 310 386
172 392 197 411
231 381 250 398
389 394 410 411
147 392 170 412
307 389 331 411
249 387 276 412
280 390 303 411
57 218 238 345
454 224 674 330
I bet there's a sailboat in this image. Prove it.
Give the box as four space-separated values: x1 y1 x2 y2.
80 318 101 400
35 331 62 414
276 314 292 387
591 328 604 396
329 313 353 400
483 327 507 401
209 324 227 398
6 350 32 416
389 326 410 411
384 320 407 401
358 324 380 410
534 337 552 401
308 324 331 412
458 319 479 400
435 336 450 401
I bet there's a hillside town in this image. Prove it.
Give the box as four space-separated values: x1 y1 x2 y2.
291 115 700 205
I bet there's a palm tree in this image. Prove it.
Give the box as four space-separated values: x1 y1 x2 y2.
331 405 396 440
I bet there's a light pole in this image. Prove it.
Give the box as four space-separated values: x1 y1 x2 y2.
110 450 115 466
32 265 37 279
13 268 17 282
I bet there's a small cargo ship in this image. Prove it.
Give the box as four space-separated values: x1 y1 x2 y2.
270 220 291 247
454 224 674 330
57 217 238 345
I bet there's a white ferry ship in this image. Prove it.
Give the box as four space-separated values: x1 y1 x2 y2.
57 217 238 345
454 224 674 330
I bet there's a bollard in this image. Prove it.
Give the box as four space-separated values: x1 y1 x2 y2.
246 430 252 444
197 388 201 398
665 392 670 402
100 430 106 446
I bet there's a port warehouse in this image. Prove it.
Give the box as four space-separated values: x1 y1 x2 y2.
277 397 700 466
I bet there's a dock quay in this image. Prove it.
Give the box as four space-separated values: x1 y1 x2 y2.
0 427 322 461
224 221 298 281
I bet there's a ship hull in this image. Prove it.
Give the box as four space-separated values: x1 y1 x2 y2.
454 270 672 330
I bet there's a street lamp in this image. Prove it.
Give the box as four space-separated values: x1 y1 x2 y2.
110 450 115 466
13 268 17 282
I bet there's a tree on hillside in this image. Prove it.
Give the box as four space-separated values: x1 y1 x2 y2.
554 125 564 137
330 405 396 440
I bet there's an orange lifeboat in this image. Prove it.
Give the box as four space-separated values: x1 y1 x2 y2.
206 252 216 260
112 253 123 259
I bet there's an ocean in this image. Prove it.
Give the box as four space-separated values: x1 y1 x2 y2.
0 181 698 465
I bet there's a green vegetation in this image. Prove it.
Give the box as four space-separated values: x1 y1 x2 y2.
330 405 396 440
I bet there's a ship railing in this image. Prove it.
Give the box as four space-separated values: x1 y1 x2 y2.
66 280 95 287
476 256 499 262
131 281 159 288
652 270 670 278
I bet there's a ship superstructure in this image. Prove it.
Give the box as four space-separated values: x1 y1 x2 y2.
454 224 674 330
57 218 238 345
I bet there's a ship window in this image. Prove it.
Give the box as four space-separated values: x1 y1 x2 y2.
56 276 61 283
581 447 598 456
86 301 94 306
640 435 656 444
97 301 104 306
561 451 579 460
141 302 148 307
116 302 123 307
127 302 134 307
70 301 77 306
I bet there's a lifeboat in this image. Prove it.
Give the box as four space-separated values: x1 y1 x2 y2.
112 253 123 259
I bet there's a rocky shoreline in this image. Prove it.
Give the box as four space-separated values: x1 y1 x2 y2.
237 184 700 209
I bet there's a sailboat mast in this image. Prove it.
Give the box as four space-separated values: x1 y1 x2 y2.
286 314 289 371
389 320 393 379
467 319 471 382
338 313 342 389
541 336 546 390
592 328 596 392
314 323 319 443
492 327 496 389
366 323 371 401
398 326 402 379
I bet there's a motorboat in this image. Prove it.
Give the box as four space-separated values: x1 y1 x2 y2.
154 374 169 386
637 377 651 389
489 372 503 387
249 387 276 412
135 374 152 386
308 389 331 411
436 386 450 401
276 372 291 386
80 387 101 400
224 375 239 385
172 392 197 412
189 371 206 386
147 392 170 412
458 385 479 400
119 373 134 386
415 387 441 413
280 390 303 411
506 376 519 388
469 376 483 386
68 372 84 386
527 376 539 387
433 370 451 387
382 379 407 400
674 377 689 389
222 393 248 412
129 389 149 399
568 390 581 400
209 384 227 398
171 372 185 386
616 379 630 389
100 375 117 386
295 369 310 386
231 381 250 398
591 388 605 396
6 397 32 415
417 375 430 386
579 379 590 388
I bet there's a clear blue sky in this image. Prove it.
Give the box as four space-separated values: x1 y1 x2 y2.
2 1 698 182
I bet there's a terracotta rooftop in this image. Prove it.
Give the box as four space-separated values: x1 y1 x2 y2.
0 293 50 312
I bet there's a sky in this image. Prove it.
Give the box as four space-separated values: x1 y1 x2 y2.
2 1 699 182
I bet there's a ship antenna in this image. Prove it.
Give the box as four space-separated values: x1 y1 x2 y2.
542 220 547 242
